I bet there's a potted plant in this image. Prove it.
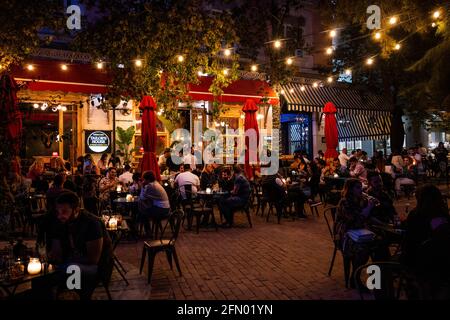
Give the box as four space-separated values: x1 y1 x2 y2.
116 126 135 165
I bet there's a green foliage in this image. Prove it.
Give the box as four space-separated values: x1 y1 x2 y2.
74 0 240 123
0 0 65 69
116 126 135 164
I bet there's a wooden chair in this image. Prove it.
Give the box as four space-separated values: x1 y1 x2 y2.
180 184 215 233
323 206 351 288
139 210 184 284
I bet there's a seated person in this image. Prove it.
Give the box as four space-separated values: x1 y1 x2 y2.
44 191 113 300
137 171 171 236
174 164 200 200
118 164 133 185
349 157 368 186
98 168 119 208
218 168 234 192
290 155 310 179
394 156 417 194
200 164 217 190
128 172 142 196
402 184 450 299
218 165 251 227
366 171 397 225
46 174 68 215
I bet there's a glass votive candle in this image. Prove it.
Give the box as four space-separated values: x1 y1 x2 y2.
27 258 42 275
108 217 118 230
206 188 212 194
126 194 133 202
116 185 122 192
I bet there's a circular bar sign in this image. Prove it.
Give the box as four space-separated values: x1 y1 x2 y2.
86 131 111 153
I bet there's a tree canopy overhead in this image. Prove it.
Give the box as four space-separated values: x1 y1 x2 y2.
75 0 240 120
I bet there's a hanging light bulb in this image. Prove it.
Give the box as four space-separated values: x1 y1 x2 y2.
40 103 48 111
240 114 245 119
312 82 318 88
135 59 142 67
223 68 229 75
329 29 337 38
366 58 374 65
96 62 103 69
286 57 293 65
389 16 398 25
197 70 203 76
224 49 231 56
345 69 352 75
394 43 401 50
61 64 68 71
61 106 67 112
27 64 34 71
327 76 333 83
289 88 294 93
57 105 62 110
177 55 184 63
433 10 440 19
51 107 57 112
326 47 333 55
280 89 285 95
273 40 281 49
432 22 437 27
300 85 306 91
374 32 381 40
33 103 39 109
251 64 258 72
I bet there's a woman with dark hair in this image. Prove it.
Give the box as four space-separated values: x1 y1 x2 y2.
402 184 450 298
97 153 108 174
336 178 377 286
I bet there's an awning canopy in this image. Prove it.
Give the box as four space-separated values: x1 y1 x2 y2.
11 59 109 94
281 82 392 141
189 77 278 105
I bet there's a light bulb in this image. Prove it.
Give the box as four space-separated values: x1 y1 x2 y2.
251 65 258 72
224 49 231 56
286 58 293 65
33 103 39 109
177 55 184 63
96 62 103 69
366 58 374 65
300 85 306 91
27 64 34 71
198 70 203 76
61 106 67 112
57 105 62 110
326 47 333 55
327 77 333 83
374 32 381 40
274 40 281 49
313 82 318 88
345 69 351 75
61 64 68 71
330 30 337 38
289 88 294 93
223 68 228 75
432 22 437 27
389 16 398 25
394 43 401 50
135 59 142 67
280 89 285 95
433 11 440 19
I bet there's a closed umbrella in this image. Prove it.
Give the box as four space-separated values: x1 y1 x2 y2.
0 74 22 156
323 101 339 160
139 96 161 181
242 99 260 179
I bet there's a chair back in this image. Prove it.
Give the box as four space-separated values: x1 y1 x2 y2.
323 206 338 240
160 209 185 245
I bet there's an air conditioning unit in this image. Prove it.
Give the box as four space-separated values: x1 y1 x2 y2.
294 49 303 57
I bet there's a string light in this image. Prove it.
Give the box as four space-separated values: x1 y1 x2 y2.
61 106 67 112
394 43 401 50
286 57 293 65
57 105 62 110
289 88 294 93
326 47 333 55
273 40 281 49
433 10 440 19
280 89 285 95
177 55 184 63
223 68 228 75
135 59 142 67
197 70 203 76
345 69 352 75
240 114 245 119
366 58 374 65
224 49 231 56
300 85 306 91
389 16 398 25
432 22 437 27
327 76 333 83
251 64 258 72
329 30 337 38
61 64 68 71
27 64 34 71
33 103 39 109
96 62 103 69
374 32 381 40
312 82 318 88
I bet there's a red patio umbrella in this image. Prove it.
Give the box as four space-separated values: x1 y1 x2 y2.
323 101 339 160
0 74 22 156
242 99 260 179
139 96 161 181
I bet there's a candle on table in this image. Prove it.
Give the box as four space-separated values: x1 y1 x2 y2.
27 258 42 275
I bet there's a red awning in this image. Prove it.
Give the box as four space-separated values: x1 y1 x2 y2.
188 77 278 105
11 59 109 94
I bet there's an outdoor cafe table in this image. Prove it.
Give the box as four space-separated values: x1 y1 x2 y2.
112 197 139 240
196 190 229 226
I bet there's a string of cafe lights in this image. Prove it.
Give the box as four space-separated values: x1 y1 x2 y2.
19 5 447 92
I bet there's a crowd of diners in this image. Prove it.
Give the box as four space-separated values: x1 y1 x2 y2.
0 141 449 299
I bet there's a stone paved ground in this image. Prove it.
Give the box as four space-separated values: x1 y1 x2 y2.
95 195 417 300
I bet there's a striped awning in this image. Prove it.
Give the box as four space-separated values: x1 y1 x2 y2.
281 82 391 115
336 112 391 141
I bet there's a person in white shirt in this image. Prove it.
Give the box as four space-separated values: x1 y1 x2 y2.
118 164 133 185
158 148 171 167
174 164 200 199
182 147 198 171
338 148 350 167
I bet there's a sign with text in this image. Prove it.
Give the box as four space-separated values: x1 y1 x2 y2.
85 130 111 154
